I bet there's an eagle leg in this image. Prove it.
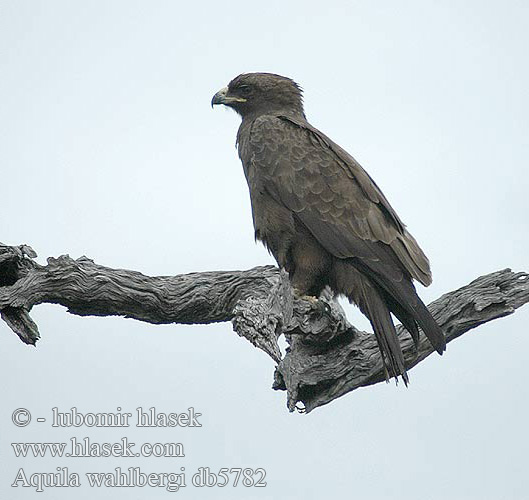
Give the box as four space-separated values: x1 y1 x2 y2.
287 235 332 297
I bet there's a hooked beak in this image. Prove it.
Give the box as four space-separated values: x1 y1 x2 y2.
211 87 247 108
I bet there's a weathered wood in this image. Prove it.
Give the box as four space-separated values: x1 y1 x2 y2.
1 243 527 412
273 269 529 412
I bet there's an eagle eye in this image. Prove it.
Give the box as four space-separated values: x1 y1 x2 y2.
238 85 252 96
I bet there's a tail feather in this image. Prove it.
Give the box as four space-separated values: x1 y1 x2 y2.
407 295 445 354
384 294 421 347
333 258 445 384
378 277 446 355
358 281 409 385
354 259 446 355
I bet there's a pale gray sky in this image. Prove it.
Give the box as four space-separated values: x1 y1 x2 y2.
1 1 528 499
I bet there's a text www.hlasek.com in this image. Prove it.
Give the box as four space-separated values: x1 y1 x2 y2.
12 437 184 458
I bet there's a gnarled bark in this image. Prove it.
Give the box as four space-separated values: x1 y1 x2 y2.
1 243 527 412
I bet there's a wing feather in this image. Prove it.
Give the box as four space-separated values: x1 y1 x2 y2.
248 114 432 286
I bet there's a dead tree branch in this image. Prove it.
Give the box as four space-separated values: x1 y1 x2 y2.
1 243 527 412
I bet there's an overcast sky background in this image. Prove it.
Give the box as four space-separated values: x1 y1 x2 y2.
1 1 528 499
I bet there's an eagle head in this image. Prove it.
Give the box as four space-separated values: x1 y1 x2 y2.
211 73 305 119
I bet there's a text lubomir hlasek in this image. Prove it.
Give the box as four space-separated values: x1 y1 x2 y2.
51 407 202 427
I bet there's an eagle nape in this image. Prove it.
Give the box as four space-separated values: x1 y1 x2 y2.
212 72 446 384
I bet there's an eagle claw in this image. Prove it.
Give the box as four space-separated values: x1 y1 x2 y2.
293 290 330 317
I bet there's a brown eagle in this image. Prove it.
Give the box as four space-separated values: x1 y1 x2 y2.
212 73 445 383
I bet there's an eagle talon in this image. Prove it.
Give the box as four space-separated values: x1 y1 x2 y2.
300 294 320 306
292 289 320 305
293 290 329 317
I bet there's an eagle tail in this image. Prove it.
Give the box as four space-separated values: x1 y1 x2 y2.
353 260 447 356
375 275 446 355
337 258 445 384
404 294 446 355
357 281 410 385
384 295 421 347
